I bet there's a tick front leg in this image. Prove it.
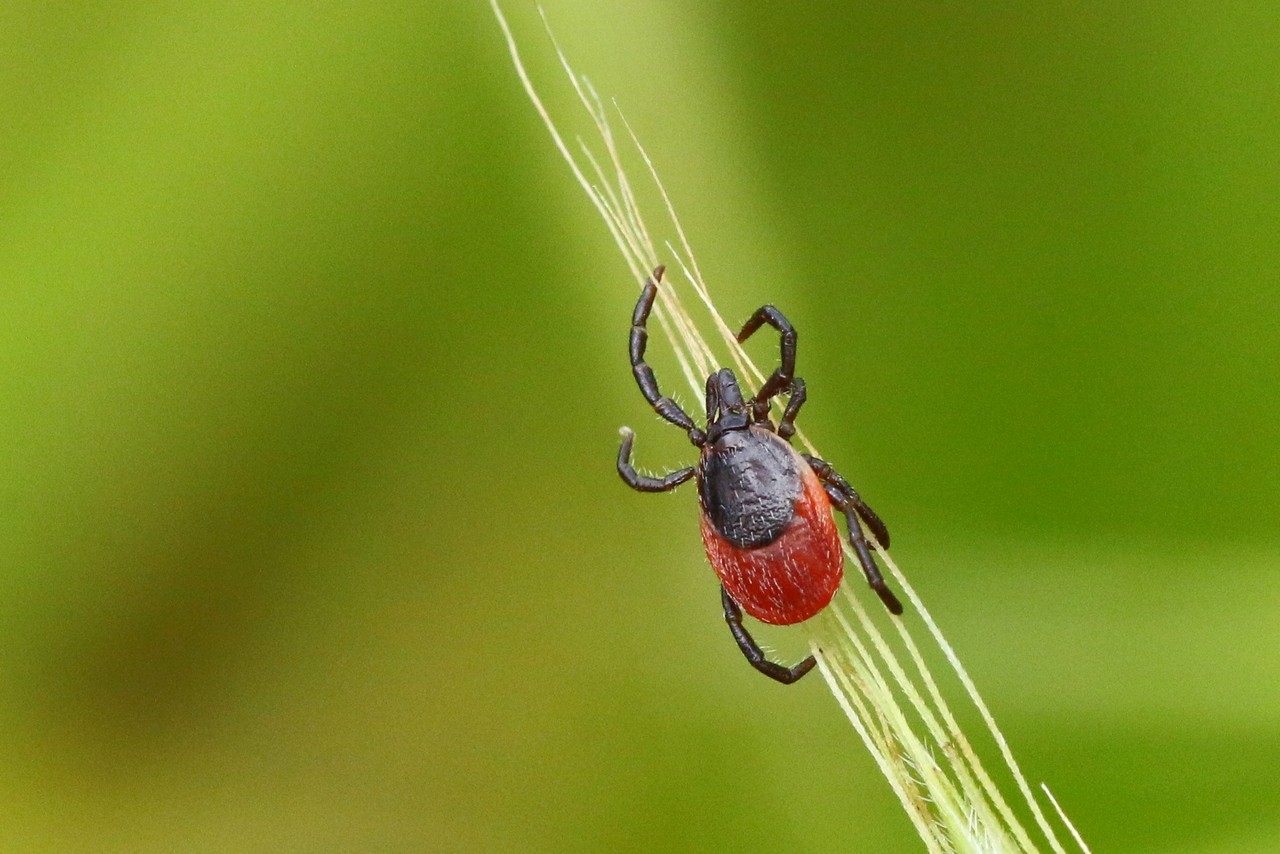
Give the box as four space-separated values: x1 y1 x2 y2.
776 378 806 440
737 304 798 425
630 266 706 446
721 587 816 685
617 427 695 492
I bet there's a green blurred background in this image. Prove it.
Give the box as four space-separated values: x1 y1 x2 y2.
1 1 1277 851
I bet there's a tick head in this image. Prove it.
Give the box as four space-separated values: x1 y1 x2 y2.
705 368 749 443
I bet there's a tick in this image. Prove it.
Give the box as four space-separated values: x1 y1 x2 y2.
617 266 903 685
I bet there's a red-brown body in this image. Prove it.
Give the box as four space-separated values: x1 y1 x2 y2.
697 434 844 626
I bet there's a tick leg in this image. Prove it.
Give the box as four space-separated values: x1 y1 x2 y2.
630 266 706 446
803 455 890 547
737 305 797 425
804 455 903 615
721 587 816 685
777 378 806 440
617 428 695 493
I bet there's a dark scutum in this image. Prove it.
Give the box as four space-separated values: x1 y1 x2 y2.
697 427 803 549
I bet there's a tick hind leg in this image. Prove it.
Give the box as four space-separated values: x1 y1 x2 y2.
721 587 816 685
737 305 802 429
630 266 706 446
804 455 904 615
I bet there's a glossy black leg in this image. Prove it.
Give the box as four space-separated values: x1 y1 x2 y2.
777 378 807 440
803 455 890 547
805 455 903 615
736 304 797 424
630 266 706 446
617 428 695 492
721 587 816 684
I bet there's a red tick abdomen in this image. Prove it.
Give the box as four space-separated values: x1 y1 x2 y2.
699 464 843 626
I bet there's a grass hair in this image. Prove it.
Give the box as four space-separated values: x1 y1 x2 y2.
492 4 1091 851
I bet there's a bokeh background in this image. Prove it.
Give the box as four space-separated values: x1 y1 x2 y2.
2 2 1278 851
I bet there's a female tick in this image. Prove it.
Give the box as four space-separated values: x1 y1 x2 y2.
617 266 903 685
